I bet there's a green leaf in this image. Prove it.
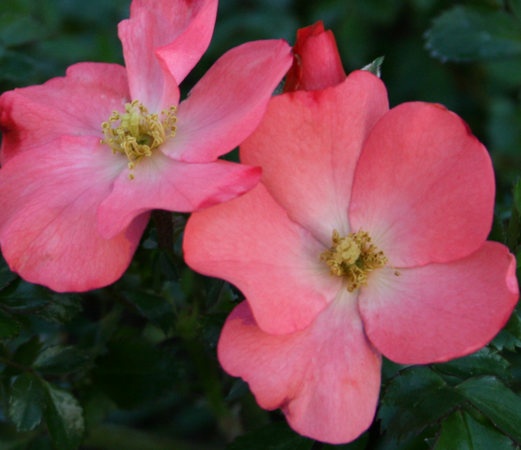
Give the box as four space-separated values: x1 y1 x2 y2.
379 366 463 440
11 337 43 369
361 56 385 77
456 376 521 442
435 348 511 381
0 283 82 324
509 0 521 21
92 335 176 408
43 382 84 450
492 308 521 351
227 422 313 450
8 373 45 431
33 346 90 375
425 6 521 62
38 293 82 323
123 289 175 334
0 13 48 47
0 255 17 291
434 410 515 449
514 178 521 216
0 309 21 340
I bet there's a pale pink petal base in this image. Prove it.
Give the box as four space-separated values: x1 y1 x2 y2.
98 153 261 239
218 297 382 444
360 242 519 364
350 102 495 267
240 71 389 243
0 136 147 292
184 183 340 335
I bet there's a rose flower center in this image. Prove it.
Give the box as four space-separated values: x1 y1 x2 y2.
320 230 387 292
101 100 177 179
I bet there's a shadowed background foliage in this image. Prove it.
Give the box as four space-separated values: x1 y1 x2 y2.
0 0 520 449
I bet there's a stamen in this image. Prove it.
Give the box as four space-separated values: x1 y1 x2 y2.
320 230 387 292
101 100 177 179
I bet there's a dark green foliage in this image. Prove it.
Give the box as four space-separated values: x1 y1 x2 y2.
0 0 520 449
425 5 521 62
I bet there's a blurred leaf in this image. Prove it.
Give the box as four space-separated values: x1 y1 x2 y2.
8 373 45 432
92 335 176 408
434 410 515 449
0 309 21 340
509 0 521 20
123 289 175 334
227 422 313 450
323 433 369 449
506 179 521 250
32 346 90 375
43 382 84 450
456 376 521 442
0 14 48 47
11 337 42 369
425 6 521 62
515 179 521 215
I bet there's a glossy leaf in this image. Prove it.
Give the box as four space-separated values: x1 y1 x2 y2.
8 373 45 431
379 366 463 439
32 346 90 374
425 6 521 62
456 376 521 442
434 348 512 381
43 381 84 450
434 410 515 449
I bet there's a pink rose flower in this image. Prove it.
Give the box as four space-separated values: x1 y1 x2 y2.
0 0 292 292
183 24 519 444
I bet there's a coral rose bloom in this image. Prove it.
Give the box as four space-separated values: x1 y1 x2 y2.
0 0 291 292
183 69 519 443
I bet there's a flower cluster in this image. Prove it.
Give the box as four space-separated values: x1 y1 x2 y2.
0 2 518 445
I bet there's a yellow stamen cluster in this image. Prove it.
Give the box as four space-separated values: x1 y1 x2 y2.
101 100 177 179
320 230 387 292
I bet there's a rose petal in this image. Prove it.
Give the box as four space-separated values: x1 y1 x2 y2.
0 63 129 163
218 298 381 444
169 39 292 163
284 21 346 92
241 70 389 243
184 183 339 334
0 136 146 292
98 152 261 239
349 102 495 266
359 242 519 364
119 0 216 108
